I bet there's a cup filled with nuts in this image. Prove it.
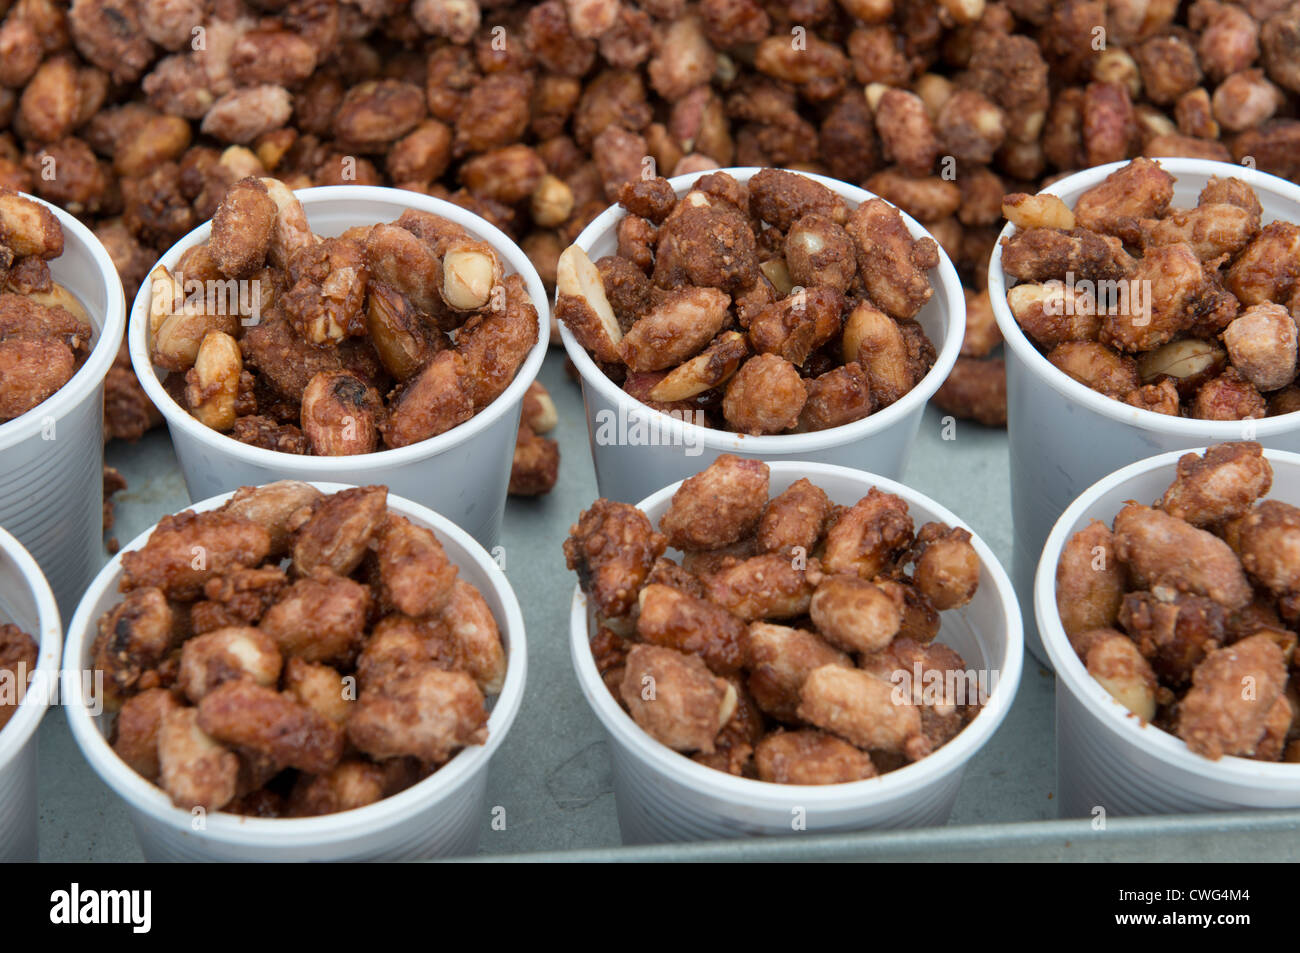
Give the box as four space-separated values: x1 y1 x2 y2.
1038 442 1300 818
988 157 1300 667
128 181 550 548
565 456 1021 843
63 481 526 862
0 189 127 614
0 525 61 862
555 167 964 504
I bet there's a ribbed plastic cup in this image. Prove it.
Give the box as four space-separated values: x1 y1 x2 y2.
64 483 526 861
570 461 1022 843
0 526 62 861
0 194 125 616
989 158 1300 667
557 168 965 504
128 186 550 550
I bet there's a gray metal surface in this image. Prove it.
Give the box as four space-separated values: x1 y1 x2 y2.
33 349 1299 860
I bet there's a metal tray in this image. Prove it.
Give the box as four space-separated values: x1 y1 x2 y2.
36 350 1300 861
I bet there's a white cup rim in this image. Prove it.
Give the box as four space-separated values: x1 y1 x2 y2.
1036 445 1300 786
0 193 126 451
127 185 551 472
569 460 1024 807
0 526 62 770
62 481 527 847
989 157 1300 437
556 167 965 453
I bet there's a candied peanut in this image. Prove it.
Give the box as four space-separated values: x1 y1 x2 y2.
121 509 271 601
438 239 500 312
92 586 177 704
810 575 900 654
932 356 1008 427
702 553 814 621
0 337 76 422
722 352 806 434
1222 302 1297 392
660 454 769 552
1000 227 1134 284
291 485 388 579
1073 157 1175 243
620 644 734 754
1113 503 1252 609
184 331 242 433
260 572 371 668
912 523 980 610
620 286 730 372
178 627 282 704
1192 367 1267 420
637 583 748 675
1156 443 1272 530
747 288 845 367
1057 520 1125 637
1001 193 1075 232
1006 280 1101 348
1237 500 1300 596
821 488 914 579
222 481 322 557
754 730 877 785
798 665 928 759
564 498 667 618
301 370 383 456
376 514 458 619
1178 633 1286 759
112 688 181 782
0 188 63 259
197 679 343 774
201 86 293 145
748 168 848 230
157 707 239 811
510 423 560 497
841 301 913 408
1048 341 1139 400
783 215 856 292
1137 339 1228 397
845 198 938 320
1073 628 1158 721
756 478 832 556
283 238 369 344
366 283 443 382
875 88 940 176
456 273 540 408
799 362 874 431
1226 222 1300 306
648 331 748 402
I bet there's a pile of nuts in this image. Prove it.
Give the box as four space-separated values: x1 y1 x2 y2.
565 454 984 784
0 187 94 423
557 168 939 434
147 176 540 455
4 1 1300 439
0 621 38 732
96 481 506 816
1002 158 1300 419
1056 442 1300 762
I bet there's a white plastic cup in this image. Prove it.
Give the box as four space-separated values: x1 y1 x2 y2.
0 526 62 861
570 461 1023 844
63 483 526 862
558 168 965 504
1036 448 1300 817
128 186 551 550
0 195 126 616
989 158 1300 668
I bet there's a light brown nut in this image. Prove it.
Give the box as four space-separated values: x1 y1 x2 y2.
1112 503 1252 609
844 198 938 320
439 578 506 694
821 487 915 579
636 583 748 675
756 478 832 556
362 223 445 322
745 621 851 721
1178 633 1287 760
841 301 913 408
620 286 731 372
874 88 941 176
799 363 874 432
157 707 239 811
1006 280 1102 348
1223 222 1299 306
660 454 769 552
1136 338 1228 397
439 240 501 313
284 658 352 726
347 665 488 764
1222 303 1298 392
120 509 270 601
178 626 282 703
112 688 181 782
754 730 877 785
0 337 76 422
291 485 388 579
702 553 814 621
1237 500 1300 596
644 331 746 402
1157 443 1272 527
797 665 928 759
260 572 371 668
1143 204 1260 261
1001 193 1076 231
556 244 623 362
1074 628 1159 721
334 80 427 151
531 173 576 228
913 523 980 610
200 85 293 145
1191 367 1267 421
222 482 323 558
301 371 383 457
0 188 63 258
747 168 849 230
722 353 806 434
865 169 961 223
936 89 1006 164
1048 341 1140 400
620 644 733 754
1072 156 1175 244
183 331 242 433
377 514 458 619
784 214 857 292
1056 520 1126 637
366 283 444 382
1125 379 1182 415
810 574 900 654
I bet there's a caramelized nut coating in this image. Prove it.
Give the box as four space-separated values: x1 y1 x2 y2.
120 510 271 600
376 514 458 618
659 453 769 552
564 498 667 618
1156 442 1272 527
797 665 929 760
637 583 748 675
756 478 832 556
1056 520 1125 636
1178 633 1287 759
619 643 734 754
1113 503 1252 609
754 730 877 784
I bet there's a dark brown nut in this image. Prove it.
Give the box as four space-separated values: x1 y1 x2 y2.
283 238 369 344
660 454 769 552
636 583 748 675
178 626 282 703
1072 156 1175 244
120 509 271 601
965 30 1049 143
347 665 488 764
798 362 874 431
333 80 426 152
363 223 444 320
510 423 559 497
1118 591 1226 687
386 120 453 187
1226 222 1300 306
197 679 343 775
1056 519 1125 637
755 478 831 557
0 337 75 421
1005 280 1102 348
200 86 293 145
456 273 539 409
208 178 276 279
1124 379 1181 415
874 88 940 176
67 0 154 84
754 31 849 95
932 356 1007 427
1157 443 1272 528
1191 367 1267 420
230 30 317 88
89 586 174 705
754 730 877 785
845 198 938 320
840 301 916 408
381 349 474 448
1112 502 1252 609
819 487 913 579
617 176 676 225
702 553 814 621
457 145 545 206
934 89 1006 164
619 644 733 754
615 213 656 274
1000 227 1135 284
745 620 849 722
222 481 323 557
1222 302 1298 392
112 688 181 781
658 194 759 293
1081 80 1138 167
452 71 533 156
1262 10 1300 93
722 353 806 434
798 665 928 759
1178 634 1286 759
1048 341 1140 400
300 371 382 457
157 707 239 811
1071 628 1158 722
748 168 848 231
572 68 651 149
595 254 652 331
1133 35 1203 105
564 498 666 618
290 485 387 579
747 288 845 367
619 286 730 372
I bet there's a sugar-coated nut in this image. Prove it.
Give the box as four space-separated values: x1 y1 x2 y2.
0 188 63 259
1056 520 1125 637
301 370 383 456
810 575 900 654
620 643 733 753
1222 303 1298 392
619 286 731 372
1075 628 1158 721
556 244 622 362
440 240 501 312
1157 442 1272 528
722 352 806 434
913 524 980 610
1112 503 1252 609
931 357 1007 428
797 665 928 759
184 330 242 433
647 331 748 402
